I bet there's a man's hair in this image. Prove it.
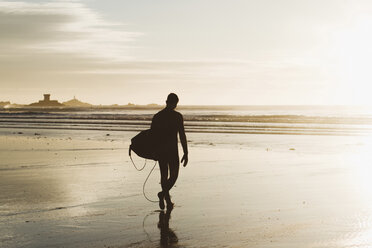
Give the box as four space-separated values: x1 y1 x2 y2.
166 93 179 104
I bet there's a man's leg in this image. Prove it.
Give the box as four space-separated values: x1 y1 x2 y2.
167 157 180 191
164 157 179 207
158 159 168 210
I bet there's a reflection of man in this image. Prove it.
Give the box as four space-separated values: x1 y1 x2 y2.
158 208 178 247
151 93 188 210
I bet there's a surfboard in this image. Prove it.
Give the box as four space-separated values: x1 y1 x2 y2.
129 129 158 161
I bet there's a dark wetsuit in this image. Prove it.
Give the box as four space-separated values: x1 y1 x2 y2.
151 108 184 199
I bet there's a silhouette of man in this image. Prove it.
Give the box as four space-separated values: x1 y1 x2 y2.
151 93 188 210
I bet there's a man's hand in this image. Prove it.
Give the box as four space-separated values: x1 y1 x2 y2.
181 154 188 167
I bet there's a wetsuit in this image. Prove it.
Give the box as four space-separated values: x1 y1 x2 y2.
151 108 185 200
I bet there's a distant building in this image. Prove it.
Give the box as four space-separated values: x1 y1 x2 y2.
62 96 92 107
29 94 64 107
0 101 11 108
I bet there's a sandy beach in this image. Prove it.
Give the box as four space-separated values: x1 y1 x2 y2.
1 126 372 248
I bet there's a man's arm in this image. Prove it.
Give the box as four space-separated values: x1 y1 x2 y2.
150 114 157 130
179 114 188 167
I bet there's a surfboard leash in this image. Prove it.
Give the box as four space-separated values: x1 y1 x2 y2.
142 162 158 203
129 146 159 203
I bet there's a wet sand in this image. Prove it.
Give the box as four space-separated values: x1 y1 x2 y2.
1 128 372 247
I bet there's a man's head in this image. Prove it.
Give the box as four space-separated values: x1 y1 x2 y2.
166 93 179 109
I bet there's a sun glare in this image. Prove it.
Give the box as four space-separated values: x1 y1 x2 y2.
332 15 372 105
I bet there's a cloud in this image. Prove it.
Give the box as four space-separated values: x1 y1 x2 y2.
0 0 141 60
0 0 357 105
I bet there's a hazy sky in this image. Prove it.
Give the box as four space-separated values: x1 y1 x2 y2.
1 0 372 105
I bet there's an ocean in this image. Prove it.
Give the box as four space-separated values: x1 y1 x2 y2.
1 105 372 136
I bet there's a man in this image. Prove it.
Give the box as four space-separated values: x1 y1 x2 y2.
151 93 188 210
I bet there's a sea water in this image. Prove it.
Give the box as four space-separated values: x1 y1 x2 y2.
1 106 372 136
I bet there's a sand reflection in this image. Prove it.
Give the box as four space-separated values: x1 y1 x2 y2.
158 208 178 248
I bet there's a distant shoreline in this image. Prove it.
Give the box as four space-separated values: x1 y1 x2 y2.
2 105 372 112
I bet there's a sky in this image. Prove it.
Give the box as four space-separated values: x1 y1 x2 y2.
1 0 372 105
